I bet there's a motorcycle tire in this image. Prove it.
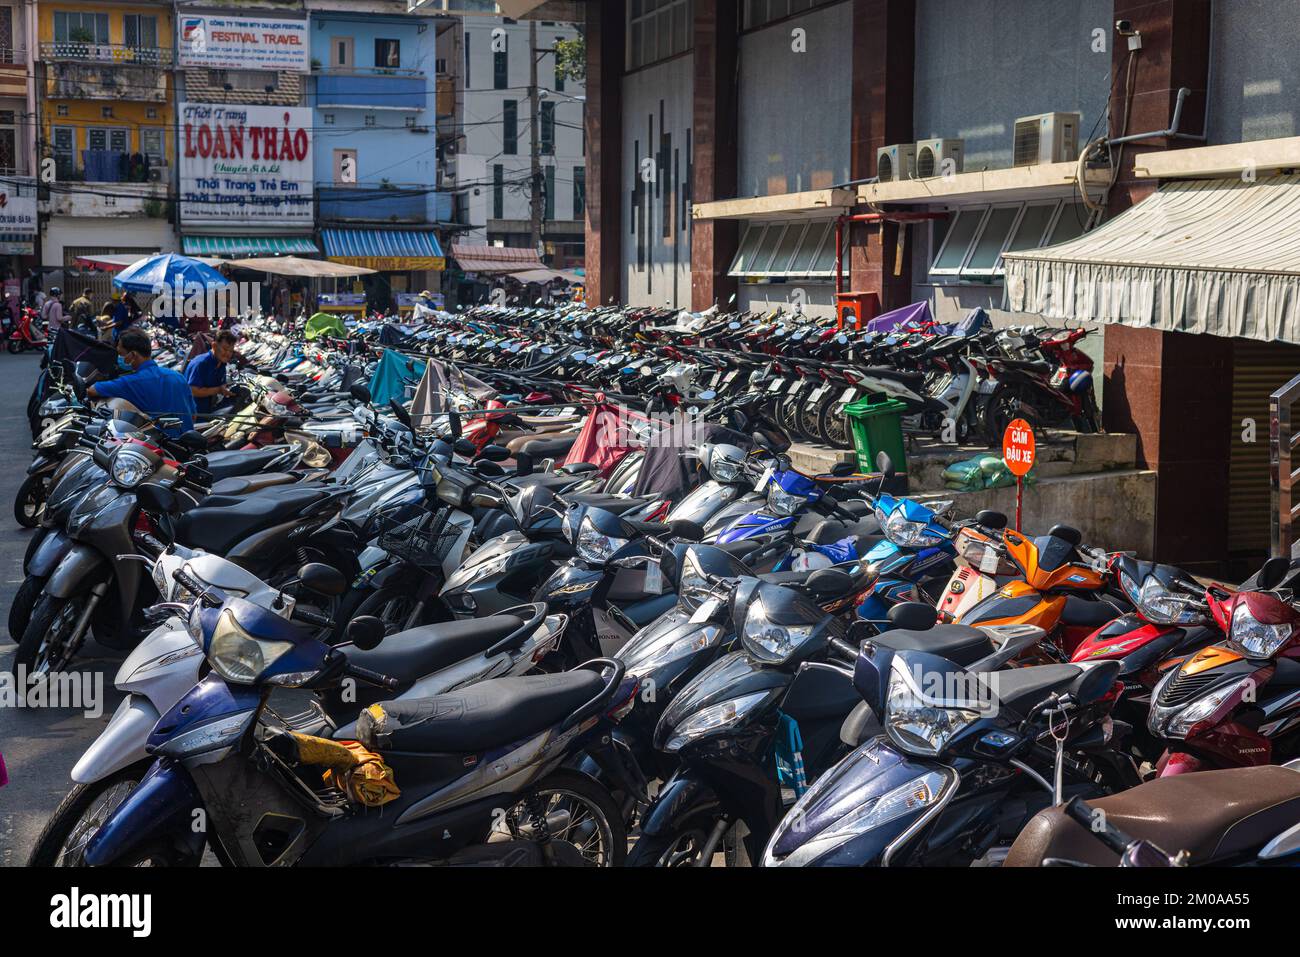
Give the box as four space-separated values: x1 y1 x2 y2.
6 338 20 354
336 582 445 641
625 814 717 867
27 760 153 866
7 574 44 642
13 472 46 529
11 593 90 681
815 398 852 450
796 398 823 445
985 383 1041 446
521 768 627 867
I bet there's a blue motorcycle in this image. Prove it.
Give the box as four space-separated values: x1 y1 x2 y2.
79 564 642 867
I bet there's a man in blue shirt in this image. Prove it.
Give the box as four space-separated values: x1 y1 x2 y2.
185 330 236 414
109 289 132 341
87 328 195 435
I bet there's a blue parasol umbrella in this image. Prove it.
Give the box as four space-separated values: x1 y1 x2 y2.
113 253 230 294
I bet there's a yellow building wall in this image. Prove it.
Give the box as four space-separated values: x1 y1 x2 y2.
38 4 174 163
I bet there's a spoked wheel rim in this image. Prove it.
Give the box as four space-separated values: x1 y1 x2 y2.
652 827 711 867
505 787 617 866
367 592 420 636
31 599 84 680
823 408 849 447
18 484 45 524
56 780 139 866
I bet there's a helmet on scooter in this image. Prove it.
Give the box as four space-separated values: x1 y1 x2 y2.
1066 369 1093 394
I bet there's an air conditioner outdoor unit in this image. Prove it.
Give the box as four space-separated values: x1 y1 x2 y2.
876 143 916 182
1013 111 1080 166
914 138 963 178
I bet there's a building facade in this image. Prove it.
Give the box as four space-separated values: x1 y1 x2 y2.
38 0 176 301
308 0 450 313
0 0 37 290
577 0 1300 577
442 14 585 268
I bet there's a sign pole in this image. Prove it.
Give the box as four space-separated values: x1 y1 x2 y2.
1002 418 1036 533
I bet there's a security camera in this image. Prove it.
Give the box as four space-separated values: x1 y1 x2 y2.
1115 19 1142 50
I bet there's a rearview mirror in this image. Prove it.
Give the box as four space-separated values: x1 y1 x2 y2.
478 444 510 462
349 383 372 403
976 509 1008 530
298 563 347 597
807 567 853 597
887 602 938 631
1258 556 1291 591
454 437 478 458
346 615 386 651
875 451 895 479
135 482 179 515
178 430 207 453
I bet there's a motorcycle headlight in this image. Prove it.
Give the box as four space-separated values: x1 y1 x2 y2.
881 508 945 548
766 482 803 517
664 690 773 752
1121 573 1201 626
709 452 742 483
110 446 153 488
622 622 722 677
742 598 814 664
207 608 294 684
1149 672 1252 740
884 659 982 757
576 515 629 564
1231 604 1293 658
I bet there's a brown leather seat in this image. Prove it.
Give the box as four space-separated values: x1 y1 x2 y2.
1005 766 1300 866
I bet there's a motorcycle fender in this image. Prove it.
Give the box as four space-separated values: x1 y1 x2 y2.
83 760 204 867
638 771 723 838
368 560 415 590
28 528 72 578
71 694 160 784
27 454 57 476
45 543 111 599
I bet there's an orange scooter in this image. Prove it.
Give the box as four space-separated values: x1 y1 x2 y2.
955 524 1131 659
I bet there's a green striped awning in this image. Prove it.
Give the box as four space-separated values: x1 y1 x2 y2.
182 235 320 257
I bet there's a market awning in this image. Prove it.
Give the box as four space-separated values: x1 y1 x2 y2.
322 229 445 271
228 256 376 278
182 236 320 257
510 267 583 284
73 253 224 271
450 243 544 274
1004 174 1300 343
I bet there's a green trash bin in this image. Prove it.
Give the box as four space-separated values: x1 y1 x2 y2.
845 395 908 476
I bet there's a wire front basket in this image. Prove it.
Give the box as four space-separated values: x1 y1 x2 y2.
376 508 460 570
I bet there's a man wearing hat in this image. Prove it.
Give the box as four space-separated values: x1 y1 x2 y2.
412 289 437 322
109 288 133 340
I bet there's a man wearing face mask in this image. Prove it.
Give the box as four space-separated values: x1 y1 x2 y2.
86 328 195 435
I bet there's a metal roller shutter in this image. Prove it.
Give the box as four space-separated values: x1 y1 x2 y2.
1230 339 1300 567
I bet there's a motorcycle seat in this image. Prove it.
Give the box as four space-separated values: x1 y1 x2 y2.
342 614 526 684
355 669 606 754
176 486 333 553
860 367 926 389
208 472 299 496
1060 595 1125 628
976 663 1082 714
1004 765 1300 866
202 446 288 480
998 358 1054 375
566 493 654 515
878 625 994 667
518 434 579 459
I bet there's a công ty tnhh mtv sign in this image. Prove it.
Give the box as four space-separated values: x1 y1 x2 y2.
177 15 309 73
179 103 313 225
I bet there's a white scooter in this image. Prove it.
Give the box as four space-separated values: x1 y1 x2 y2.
27 546 567 866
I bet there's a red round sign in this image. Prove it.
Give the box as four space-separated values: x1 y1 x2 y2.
1002 418 1036 478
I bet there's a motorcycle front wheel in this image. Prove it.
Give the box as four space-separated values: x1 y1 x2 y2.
27 761 152 866
11 592 90 681
6 574 44 642
13 472 47 528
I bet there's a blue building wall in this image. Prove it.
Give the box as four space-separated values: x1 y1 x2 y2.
310 11 446 223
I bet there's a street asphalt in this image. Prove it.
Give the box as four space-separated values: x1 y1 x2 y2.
0 351 125 868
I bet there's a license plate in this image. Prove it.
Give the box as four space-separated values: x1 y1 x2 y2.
810 385 830 402
839 387 857 403
1050 367 1068 387
722 370 738 386
644 559 663 594
768 378 786 393
786 379 806 395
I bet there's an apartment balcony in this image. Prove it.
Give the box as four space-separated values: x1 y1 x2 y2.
318 185 452 224
315 68 425 111
46 177 169 219
40 41 172 67
0 48 29 98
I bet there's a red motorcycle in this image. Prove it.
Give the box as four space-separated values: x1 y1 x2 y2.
984 327 1099 442
1147 557 1300 775
7 307 47 353
1070 554 1229 761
